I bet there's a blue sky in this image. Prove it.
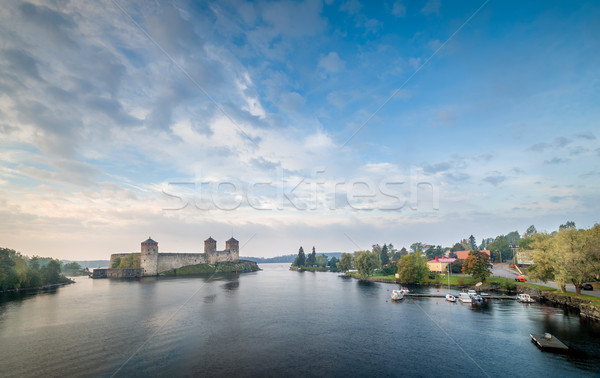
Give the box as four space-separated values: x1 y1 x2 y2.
1 0 599 259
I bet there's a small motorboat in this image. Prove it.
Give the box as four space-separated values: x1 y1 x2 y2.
480 292 490 297
472 294 483 302
391 290 404 301
467 289 477 297
458 293 472 303
516 293 535 303
445 293 456 302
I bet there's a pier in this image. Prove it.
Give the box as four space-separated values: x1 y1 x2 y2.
404 293 514 300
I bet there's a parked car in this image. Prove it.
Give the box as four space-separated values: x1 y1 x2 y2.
581 283 593 291
515 275 527 282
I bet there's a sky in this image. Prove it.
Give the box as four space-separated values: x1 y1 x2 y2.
1 0 599 260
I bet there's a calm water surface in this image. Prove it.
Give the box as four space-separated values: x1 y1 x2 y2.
1 263 599 377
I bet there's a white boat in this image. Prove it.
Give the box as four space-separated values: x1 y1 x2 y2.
446 293 456 302
516 293 535 303
480 292 490 297
467 289 477 297
391 290 404 301
458 293 472 303
472 294 483 302
399 287 410 295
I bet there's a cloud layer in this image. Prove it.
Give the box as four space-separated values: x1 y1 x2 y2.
1 0 599 259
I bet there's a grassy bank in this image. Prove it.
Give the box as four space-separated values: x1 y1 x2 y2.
161 260 260 276
516 282 600 306
290 266 330 272
348 273 518 290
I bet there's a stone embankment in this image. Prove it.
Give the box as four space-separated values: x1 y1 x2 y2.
517 286 600 321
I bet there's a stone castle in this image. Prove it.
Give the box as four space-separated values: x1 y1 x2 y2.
109 236 239 276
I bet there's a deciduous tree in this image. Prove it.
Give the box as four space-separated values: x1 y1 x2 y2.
353 251 380 278
396 253 428 283
462 250 491 282
337 253 353 273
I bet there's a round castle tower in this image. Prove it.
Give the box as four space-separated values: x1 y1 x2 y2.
140 237 159 276
226 237 239 262
205 237 217 264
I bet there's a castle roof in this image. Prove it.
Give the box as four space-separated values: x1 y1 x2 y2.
227 237 238 243
142 237 157 244
205 237 216 242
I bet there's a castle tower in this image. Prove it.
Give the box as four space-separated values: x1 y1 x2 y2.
226 237 239 262
205 237 217 264
140 237 159 276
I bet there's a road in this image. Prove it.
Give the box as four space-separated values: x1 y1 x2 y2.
492 263 599 298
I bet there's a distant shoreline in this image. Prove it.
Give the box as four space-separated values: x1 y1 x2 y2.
0 280 74 294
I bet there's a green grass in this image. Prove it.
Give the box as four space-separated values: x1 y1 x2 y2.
516 282 600 305
516 282 557 291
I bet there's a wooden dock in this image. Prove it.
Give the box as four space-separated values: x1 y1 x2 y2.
530 333 569 352
405 293 513 300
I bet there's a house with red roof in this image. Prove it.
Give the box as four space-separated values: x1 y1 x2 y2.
454 250 491 260
427 256 456 273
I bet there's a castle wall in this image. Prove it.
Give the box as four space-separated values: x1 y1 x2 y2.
213 250 234 263
107 238 239 277
92 268 142 278
157 253 208 273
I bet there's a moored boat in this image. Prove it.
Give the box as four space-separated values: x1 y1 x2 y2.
391 290 404 301
446 293 456 302
458 293 472 303
516 293 535 303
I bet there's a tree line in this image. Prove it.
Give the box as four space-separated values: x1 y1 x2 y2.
0 247 70 291
291 246 341 271
290 241 493 282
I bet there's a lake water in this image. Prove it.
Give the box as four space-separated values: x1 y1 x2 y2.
1 263 599 377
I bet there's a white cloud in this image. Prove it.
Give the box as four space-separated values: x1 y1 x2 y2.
318 52 346 73
421 0 441 15
391 1 406 17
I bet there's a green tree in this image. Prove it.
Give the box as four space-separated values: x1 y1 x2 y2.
551 226 596 295
0 248 17 290
469 235 477 250
306 247 317 266
292 247 306 267
450 242 463 252
392 247 408 262
449 259 464 274
111 257 121 269
337 253 353 273
462 250 491 282
410 242 424 253
518 237 534 250
529 232 561 289
425 245 444 260
524 225 537 238
42 259 62 284
559 221 576 230
64 262 82 271
316 254 328 268
380 244 390 266
505 230 520 245
488 236 512 262
328 257 340 272
396 253 428 283
353 251 380 278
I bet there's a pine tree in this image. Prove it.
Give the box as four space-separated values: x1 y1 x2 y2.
469 235 477 250
380 244 390 266
293 246 306 267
